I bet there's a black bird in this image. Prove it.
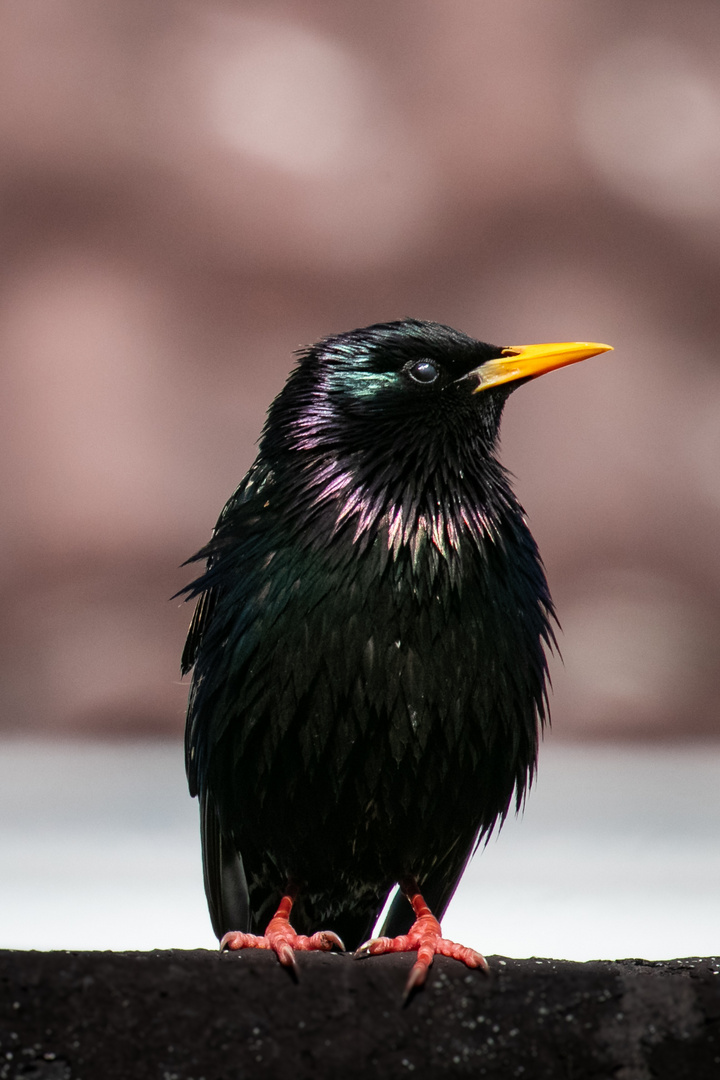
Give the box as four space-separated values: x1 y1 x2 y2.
181 320 610 992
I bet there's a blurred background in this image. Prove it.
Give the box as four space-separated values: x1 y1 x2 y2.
2 0 720 957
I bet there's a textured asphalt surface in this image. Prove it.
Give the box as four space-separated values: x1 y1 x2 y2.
2 949 720 1079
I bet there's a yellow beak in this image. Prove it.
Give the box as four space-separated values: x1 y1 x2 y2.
473 341 613 392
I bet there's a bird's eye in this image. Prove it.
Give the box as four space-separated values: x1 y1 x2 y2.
408 360 439 384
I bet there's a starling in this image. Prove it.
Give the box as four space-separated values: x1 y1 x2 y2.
181 320 611 993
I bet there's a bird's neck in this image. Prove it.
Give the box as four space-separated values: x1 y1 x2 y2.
274 440 523 562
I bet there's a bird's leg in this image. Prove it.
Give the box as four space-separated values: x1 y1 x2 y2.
356 880 488 998
220 892 345 975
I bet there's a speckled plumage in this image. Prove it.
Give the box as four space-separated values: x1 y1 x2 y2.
181 320 555 949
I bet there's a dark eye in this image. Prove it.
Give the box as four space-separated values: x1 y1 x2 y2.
408 360 439 384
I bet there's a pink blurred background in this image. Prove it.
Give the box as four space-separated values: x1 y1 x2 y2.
2 0 720 742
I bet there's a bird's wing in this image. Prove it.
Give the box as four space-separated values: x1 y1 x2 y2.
200 787 251 938
180 461 275 673
180 463 275 788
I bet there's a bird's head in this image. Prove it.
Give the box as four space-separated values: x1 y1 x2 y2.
264 320 610 477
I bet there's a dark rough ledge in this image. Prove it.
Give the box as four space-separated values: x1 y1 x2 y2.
1 949 720 1079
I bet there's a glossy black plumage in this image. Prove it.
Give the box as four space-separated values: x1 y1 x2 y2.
181 320 556 950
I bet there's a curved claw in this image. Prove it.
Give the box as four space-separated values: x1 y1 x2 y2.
403 960 430 1002
307 930 346 952
468 949 490 974
275 940 297 970
355 936 381 959
355 933 411 959
220 930 264 953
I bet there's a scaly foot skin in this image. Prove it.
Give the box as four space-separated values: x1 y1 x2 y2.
356 892 488 999
220 894 345 976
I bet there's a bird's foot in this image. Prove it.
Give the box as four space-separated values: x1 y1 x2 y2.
220 894 344 976
356 891 488 999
